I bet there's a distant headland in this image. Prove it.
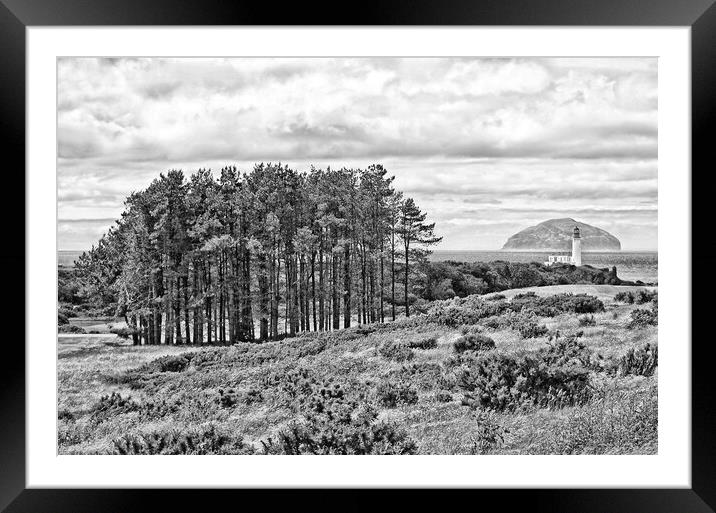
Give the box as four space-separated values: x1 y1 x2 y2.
502 218 621 251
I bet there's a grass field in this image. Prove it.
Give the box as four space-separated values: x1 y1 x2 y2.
58 284 658 455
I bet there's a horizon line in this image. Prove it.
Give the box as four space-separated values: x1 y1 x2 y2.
58 247 659 253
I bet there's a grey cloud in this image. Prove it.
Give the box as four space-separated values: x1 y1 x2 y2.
58 217 118 224
57 57 658 251
139 81 183 99
401 180 656 200
58 191 126 203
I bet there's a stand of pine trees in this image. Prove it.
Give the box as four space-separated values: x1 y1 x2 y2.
75 164 441 345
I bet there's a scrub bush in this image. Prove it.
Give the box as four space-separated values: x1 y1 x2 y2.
260 387 417 455
457 338 592 411
468 410 508 454
578 314 596 327
112 425 253 455
378 341 415 362
511 293 605 316
375 379 419 408
91 392 140 423
618 343 658 376
426 295 508 326
407 336 438 350
435 390 453 403
615 291 635 303
627 308 658 329
453 334 496 353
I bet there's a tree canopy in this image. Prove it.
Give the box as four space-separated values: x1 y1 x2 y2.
74 163 441 345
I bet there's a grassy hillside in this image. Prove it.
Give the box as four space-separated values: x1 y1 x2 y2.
58 285 658 455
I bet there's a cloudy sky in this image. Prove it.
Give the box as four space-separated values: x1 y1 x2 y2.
58 57 657 251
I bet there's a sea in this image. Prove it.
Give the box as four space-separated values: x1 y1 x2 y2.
58 249 658 284
58 250 85 268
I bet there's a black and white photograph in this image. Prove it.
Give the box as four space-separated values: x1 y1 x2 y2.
57 56 658 456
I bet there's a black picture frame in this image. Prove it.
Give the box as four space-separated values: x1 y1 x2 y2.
2 1 713 511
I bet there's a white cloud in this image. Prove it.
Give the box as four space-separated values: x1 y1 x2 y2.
58 57 657 250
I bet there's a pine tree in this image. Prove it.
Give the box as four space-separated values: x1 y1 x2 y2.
397 198 442 317
74 163 440 344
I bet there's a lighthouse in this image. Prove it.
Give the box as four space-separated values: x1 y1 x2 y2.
544 224 585 266
572 226 582 266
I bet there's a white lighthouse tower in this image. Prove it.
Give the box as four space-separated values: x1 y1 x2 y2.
571 225 582 266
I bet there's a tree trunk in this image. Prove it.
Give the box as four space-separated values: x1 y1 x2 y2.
272 252 281 339
163 269 173 345
391 236 396 321
318 246 325 331
299 256 306 332
311 252 317 331
206 260 212 345
292 255 300 335
404 242 410 318
343 244 351 328
380 248 385 323
240 247 253 341
175 276 182 344
332 250 340 330
258 252 270 341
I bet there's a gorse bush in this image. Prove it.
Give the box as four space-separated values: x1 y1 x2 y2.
151 354 195 372
614 291 635 304
458 338 593 411
516 319 549 339
460 325 483 335
618 343 658 376
378 341 415 362
426 295 508 326
435 390 453 403
58 409 75 422
58 312 69 325
481 311 548 337
481 316 503 330
260 382 417 455
137 398 182 420
112 424 254 454
375 379 419 408
407 336 438 350
468 410 508 455
510 293 605 317
512 292 537 299
615 289 657 305
442 352 482 375
453 334 496 353
58 306 78 319
241 388 264 405
425 293 601 330
207 387 264 409
216 388 238 408
627 307 658 329
578 314 596 327
389 362 443 391
498 311 549 339
541 335 594 368
635 289 658 304
261 366 319 407
91 392 140 423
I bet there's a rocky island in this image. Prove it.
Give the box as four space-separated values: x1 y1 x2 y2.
502 218 621 251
